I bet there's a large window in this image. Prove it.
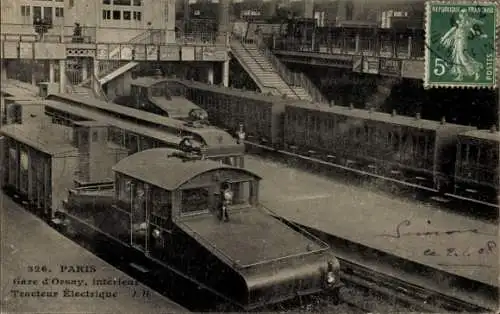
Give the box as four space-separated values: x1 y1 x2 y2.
181 188 210 214
113 10 121 20
21 6 30 17
103 10 111 20
55 8 64 17
123 11 131 20
133 11 141 21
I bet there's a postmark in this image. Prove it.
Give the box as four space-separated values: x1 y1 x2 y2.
424 1 497 89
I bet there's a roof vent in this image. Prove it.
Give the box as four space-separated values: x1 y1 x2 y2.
369 107 374 113
329 100 335 107
349 103 354 109
392 109 397 116
490 125 497 133
415 112 421 120
440 116 446 124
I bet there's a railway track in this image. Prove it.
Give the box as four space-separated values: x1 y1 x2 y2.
244 141 498 223
6 189 494 313
304 225 497 314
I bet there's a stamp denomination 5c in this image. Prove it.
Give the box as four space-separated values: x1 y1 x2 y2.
425 2 497 89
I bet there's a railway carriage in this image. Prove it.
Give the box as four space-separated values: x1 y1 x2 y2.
177 80 288 146
61 148 342 310
284 103 475 190
454 129 500 204
46 93 245 166
129 77 498 208
1 123 78 218
123 76 207 120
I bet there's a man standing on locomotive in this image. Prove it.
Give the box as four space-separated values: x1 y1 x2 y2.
219 182 233 222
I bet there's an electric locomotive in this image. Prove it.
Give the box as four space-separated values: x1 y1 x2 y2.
59 147 342 309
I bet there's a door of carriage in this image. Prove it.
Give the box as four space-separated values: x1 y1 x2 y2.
130 182 150 254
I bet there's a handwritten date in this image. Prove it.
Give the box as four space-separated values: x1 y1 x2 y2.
423 241 496 257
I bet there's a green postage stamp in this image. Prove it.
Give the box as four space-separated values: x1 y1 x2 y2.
425 2 497 88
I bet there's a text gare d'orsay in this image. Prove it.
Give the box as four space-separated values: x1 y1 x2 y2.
9 264 140 300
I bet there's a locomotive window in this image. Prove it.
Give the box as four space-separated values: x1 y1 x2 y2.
181 188 210 214
117 175 133 210
151 187 172 219
230 181 251 206
8 147 18 187
151 87 164 97
20 148 29 193
461 144 469 164
468 144 479 164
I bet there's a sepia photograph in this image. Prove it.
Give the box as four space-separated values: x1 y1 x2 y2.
0 0 498 312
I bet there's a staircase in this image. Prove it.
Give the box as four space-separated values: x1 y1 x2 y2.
77 30 165 98
230 39 295 97
64 72 108 101
230 33 327 103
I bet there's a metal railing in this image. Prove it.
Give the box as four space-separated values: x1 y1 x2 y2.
91 71 109 101
229 39 281 96
254 34 327 103
1 24 97 43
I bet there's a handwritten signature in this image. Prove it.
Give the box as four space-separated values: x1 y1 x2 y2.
377 219 497 239
423 240 497 257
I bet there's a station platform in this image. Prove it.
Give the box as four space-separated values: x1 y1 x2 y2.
1 191 187 313
245 155 498 288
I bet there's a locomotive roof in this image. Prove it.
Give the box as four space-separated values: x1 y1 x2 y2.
150 96 201 119
113 148 261 191
131 76 166 88
49 93 237 147
166 79 295 104
288 103 466 131
0 122 76 156
460 129 500 142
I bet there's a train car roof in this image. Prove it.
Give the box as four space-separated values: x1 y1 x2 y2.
48 93 238 147
113 148 261 191
150 96 200 119
459 129 500 142
287 103 467 131
44 100 184 144
0 122 76 156
167 79 295 104
131 76 166 88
